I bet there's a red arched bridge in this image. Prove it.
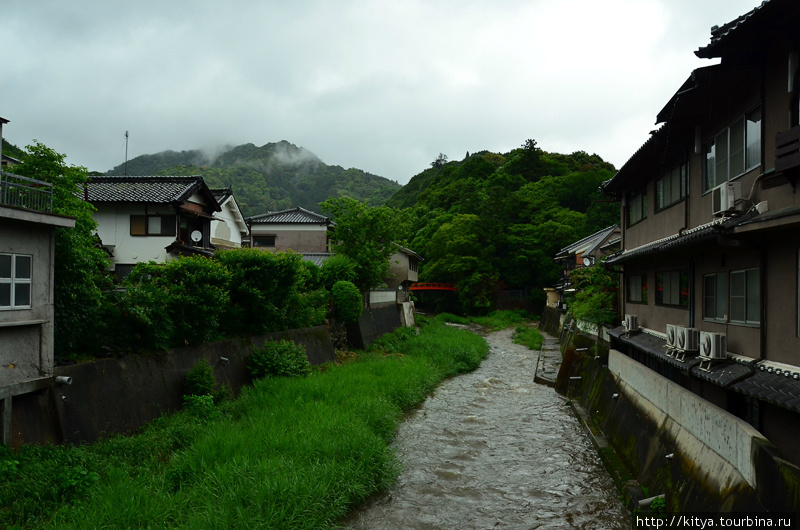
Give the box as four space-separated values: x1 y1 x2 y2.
410 282 458 291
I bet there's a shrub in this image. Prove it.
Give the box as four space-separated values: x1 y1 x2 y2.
319 254 358 290
184 359 216 397
331 280 363 323
247 339 311 379
125 257 231 347
215 248 305 336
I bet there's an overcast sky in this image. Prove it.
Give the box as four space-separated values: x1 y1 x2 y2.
4 0 762 184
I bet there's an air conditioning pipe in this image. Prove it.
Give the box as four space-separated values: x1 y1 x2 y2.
55 376 72 385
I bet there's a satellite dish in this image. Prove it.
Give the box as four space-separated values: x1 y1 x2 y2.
190 230 202 243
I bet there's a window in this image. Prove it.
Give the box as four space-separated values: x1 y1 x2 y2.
628 191 646 226
656 162 687 211
253 235 276 248
656 270 689 308
703 273 728 321
627 273 647 303
0 254 32 309
130 215 176 236
704 268 760 325
704 107 762 191
730 268 760 325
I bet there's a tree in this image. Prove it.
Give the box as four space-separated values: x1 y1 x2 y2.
320 197 399 291
430 153 448 168
13 142 109 357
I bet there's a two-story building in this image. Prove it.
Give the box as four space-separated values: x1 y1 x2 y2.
602 0 800 466
85 175 222 277
0 117 76 445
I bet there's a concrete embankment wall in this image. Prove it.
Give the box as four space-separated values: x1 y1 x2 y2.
10 303 412 448
11 325 336 447
610 349 760 490
561 340 800 512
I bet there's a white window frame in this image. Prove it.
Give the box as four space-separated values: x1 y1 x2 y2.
704 106 762 192
0 253 33 310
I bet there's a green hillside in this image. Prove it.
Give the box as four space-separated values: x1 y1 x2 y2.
392 140 620 313
106 141 401 217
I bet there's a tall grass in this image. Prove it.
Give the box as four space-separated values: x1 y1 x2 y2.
0 318 488 529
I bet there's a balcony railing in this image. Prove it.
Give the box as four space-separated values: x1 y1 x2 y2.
776 125 800 173
0 170 53 213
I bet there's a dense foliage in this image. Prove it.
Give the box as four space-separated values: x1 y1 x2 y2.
321 196 400 291
105 141 401 217
11 142 110 357
247 339 311 379
393 141 619 314
566 265 619 324
95 249 330 354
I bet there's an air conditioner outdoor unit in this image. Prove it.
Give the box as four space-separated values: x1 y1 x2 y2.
624 314 638 335
665 324 678 349
699 331 727 360
676 327 700 352
711 181 742 216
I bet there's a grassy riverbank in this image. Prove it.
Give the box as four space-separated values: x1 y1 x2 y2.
0 315 490 529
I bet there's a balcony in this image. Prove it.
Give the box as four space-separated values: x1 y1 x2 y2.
0 171 53 213
776 125 800 173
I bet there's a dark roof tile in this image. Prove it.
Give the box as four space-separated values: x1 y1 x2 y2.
86 176 204 204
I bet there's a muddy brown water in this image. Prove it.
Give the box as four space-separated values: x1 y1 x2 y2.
343 327 631 529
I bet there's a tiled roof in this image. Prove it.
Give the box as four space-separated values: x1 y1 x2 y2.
732 365 800 414
695 1 771 58
300 253 333 267
556 225 619 260
603 211 759 265
86 176 204 204
610 326 800 414
608 326 701 372
247 206 331 225
210 187 233 204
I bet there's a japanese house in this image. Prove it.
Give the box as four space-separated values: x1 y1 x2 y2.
602 0 800 466
85 175 221 277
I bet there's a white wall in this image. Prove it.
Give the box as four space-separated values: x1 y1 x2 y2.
93 205 176 267
609 349 764 489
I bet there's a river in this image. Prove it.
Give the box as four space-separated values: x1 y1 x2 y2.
343 327 631 529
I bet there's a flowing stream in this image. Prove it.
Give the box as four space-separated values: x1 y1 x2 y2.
343 327 631 529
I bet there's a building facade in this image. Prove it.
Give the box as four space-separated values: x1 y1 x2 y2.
602 0 800 465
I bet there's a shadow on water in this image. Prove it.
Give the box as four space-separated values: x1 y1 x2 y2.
342 327 631 529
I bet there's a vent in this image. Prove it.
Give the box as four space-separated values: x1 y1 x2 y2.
711 181 742 216
699 331 727 360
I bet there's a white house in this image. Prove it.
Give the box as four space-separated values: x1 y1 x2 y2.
210 187 248 250
85 175 221 277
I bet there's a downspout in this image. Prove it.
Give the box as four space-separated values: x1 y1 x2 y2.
689 260 696 328
759 247 767 361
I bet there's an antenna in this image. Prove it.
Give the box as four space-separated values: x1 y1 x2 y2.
124 130 129 175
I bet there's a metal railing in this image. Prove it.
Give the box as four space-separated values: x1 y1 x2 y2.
0 170 53 213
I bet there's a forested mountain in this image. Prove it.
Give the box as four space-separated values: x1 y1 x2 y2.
394 140 620 313
106 141 401 217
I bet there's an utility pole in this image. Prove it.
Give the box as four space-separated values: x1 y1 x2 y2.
124 130 129 176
